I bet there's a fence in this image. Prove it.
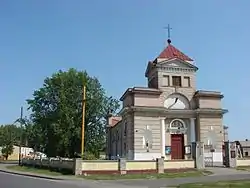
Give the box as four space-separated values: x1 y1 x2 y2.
236 158 250 167
21 158 195 175
21 158 75 174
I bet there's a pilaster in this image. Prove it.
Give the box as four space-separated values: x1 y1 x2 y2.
190 118 196 142
160 118 166 158
74 158 82 175
156 158 164 174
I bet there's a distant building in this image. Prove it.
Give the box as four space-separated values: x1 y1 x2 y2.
0 145 34 160
238 139 250 157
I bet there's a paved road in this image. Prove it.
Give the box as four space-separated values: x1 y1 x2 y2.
0 171 144 188
0 171 121 188
0 171 81 188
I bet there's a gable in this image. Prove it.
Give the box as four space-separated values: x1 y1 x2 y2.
158 59 198 70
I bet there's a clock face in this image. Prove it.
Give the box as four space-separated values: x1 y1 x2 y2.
164 94 190 109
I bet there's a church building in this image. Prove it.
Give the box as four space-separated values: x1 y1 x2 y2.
106 37 228 162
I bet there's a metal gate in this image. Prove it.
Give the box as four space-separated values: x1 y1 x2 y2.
204 152 214 167
204 151 224 167
194 142 229 168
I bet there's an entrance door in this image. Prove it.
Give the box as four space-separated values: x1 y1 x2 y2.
171 134 184 159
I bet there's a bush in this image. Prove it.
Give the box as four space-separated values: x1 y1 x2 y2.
82 152 97 160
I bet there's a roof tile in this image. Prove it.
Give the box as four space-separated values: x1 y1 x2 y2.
158 44 193 61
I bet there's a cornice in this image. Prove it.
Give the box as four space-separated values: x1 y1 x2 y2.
118 106 228 116
120 87 162 101
156 66 197 73
194 90 224 99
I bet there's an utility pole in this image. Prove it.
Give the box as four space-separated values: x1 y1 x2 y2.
81 85 86 157
19 106 23 166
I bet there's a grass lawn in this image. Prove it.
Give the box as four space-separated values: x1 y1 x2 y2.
81 170 212 180
6 165 212 180
6 165 67 176
236 166 250 171
173 180 250 188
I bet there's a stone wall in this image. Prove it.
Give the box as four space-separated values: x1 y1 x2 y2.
21 158 195 175
80 159 195 175
237 158 250 166
133 114 161 160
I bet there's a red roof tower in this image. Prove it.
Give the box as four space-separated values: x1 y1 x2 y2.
157 39 193 61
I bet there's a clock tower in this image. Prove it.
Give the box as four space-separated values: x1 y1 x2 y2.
145 39 198 110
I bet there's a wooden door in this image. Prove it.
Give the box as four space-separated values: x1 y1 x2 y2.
171 134 184 159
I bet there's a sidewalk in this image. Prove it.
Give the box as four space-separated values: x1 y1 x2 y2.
206 167 250 176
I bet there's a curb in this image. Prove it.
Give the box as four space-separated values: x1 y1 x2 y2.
0 168 67 180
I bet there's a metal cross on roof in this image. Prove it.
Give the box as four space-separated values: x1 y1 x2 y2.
164 24 172 39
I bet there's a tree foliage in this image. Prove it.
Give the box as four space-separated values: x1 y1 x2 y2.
0 125 21 160
26 68 119 158
1 145 14 160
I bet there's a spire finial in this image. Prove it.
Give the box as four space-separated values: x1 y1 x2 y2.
164 24 172 44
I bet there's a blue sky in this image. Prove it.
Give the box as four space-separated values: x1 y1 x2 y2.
0 0 249 140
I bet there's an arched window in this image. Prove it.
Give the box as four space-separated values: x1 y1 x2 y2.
170 119 185 129
168 119 187 134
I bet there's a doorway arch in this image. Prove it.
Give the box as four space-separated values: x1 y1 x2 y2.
169 119 185 160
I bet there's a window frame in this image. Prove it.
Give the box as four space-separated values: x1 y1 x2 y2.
162 75 170 86
172 76 182 87
184 76 191 87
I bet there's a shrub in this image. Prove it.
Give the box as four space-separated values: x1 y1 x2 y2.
82 152 97 160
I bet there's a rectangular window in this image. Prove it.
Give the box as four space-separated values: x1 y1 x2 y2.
162 75 170 86
172 76 182 87
184 76 191 87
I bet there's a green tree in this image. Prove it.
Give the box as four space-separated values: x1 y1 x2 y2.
14 118 35 148
24 121 44 152
0 125 17 160
1 145 14 160
0 124 25 146
27 68 119 158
